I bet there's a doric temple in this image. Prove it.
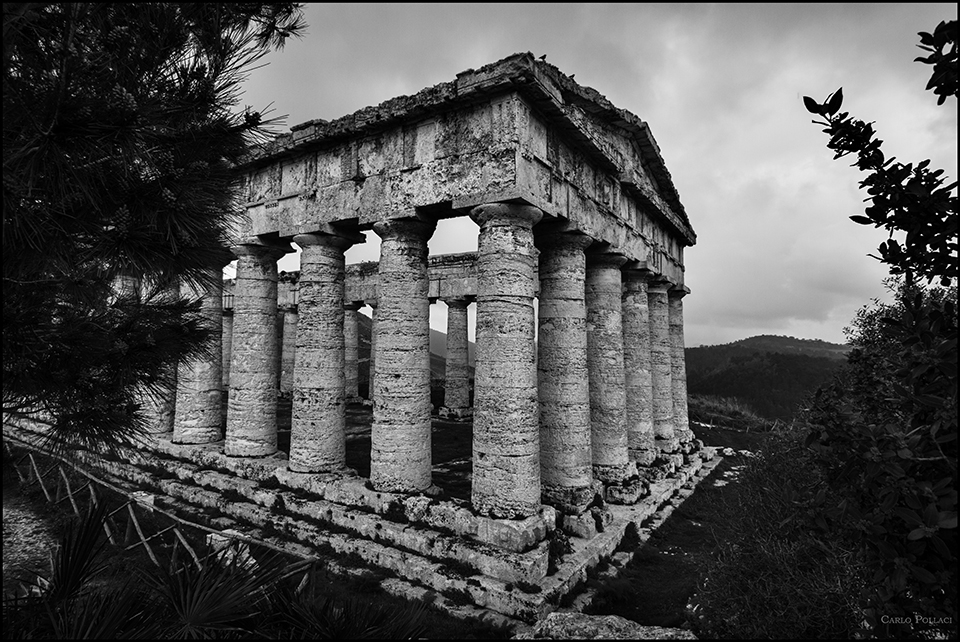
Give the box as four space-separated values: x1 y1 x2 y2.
132 53 712 620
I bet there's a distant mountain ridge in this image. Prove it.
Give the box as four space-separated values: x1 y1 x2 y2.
703 334 850 360
685 335 849 421
354 314 475 387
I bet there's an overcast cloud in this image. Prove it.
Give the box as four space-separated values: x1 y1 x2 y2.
235 3 958 347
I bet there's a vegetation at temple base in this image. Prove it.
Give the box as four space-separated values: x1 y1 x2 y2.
679 19 958 640
2 500 435 640
686 394 771 432
2 3 304 453
799 19 957 638
688 426 868 639
691 19 958 640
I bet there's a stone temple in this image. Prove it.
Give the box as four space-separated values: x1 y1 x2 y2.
21 53 716 623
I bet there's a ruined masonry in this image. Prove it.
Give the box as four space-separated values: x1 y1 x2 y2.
122 53 710 622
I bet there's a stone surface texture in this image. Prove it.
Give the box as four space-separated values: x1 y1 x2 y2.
174 276 224 444
537 230 595 514
513 613 697 640
289 233 354 472
648 282 678 454
441 298 472 416
236 53 695 284
585 253 632 484
622 269 656 465
367 301 378 403
221 311 233 389
670 288 694 445
343 303 362 402
370 218 436 492
225 243 289 457
471 203 543 519
279 306 298 395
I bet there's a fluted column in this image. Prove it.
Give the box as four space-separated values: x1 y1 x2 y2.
586 252 634 484
370 218 436 493
174 274 226 444
669 287 694 446
470 203 542 519
440 298 472 420
537 229 594 514
225 242 290 457
648 281 678 454
344 302 362 404
289 233 356 472
622 268 656 465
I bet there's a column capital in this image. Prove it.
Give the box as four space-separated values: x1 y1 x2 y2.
231 242 292 262
293 232 356 252
535 228 594 253
586 250 629 270
343 301 364 311
443 297 473 309
371 217 436 242
647 279 673 295
470 202 542 229
669 285 692 298
622 266 655 293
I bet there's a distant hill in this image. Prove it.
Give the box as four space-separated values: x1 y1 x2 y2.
355 314 475 387
715 335 850 360
685 335 849 421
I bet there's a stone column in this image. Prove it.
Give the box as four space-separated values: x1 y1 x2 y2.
622 268 656 465
279 304 298 395
440 298 472 420
537 230 594 514
174 274 225 444
143 280 179 435
370 218 436 493
669 286 694 446
289 233 356 473
648 281 678 454
344 302 363 404
366 301 378 405
586 253 634 485
470 203 542 519
225 242 290 457
222 309 233 390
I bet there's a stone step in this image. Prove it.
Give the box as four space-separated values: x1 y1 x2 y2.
4 423 720 623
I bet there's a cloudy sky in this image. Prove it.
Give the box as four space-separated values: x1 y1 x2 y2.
235 3 957 347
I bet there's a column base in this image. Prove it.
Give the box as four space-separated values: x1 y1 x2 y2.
223 445 279 458
637 459 674 483
603 475 647 506
345 396 365 406
561 505 615 539
438 406 473 421
629 447 658 466
656 436 681 454
593 461 638 484
542 483 599 516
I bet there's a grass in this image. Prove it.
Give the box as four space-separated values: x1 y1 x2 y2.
688 394 773 432
583 426 770 630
